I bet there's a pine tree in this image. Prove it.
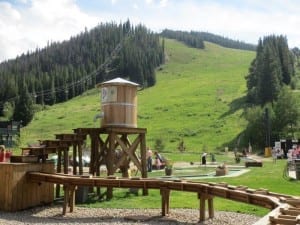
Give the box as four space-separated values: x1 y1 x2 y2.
13 83 34 126
245 35 294 106
273 86 299 137
257 46 281 105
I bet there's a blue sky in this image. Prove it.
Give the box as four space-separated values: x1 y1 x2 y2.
0 0 299 62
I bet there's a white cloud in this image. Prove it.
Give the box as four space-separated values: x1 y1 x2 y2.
137 1 300 47
0 0 98 62
133 3 139 9
159 0 168 7
111 0 117 5
0 0 299 62
145 0 153 4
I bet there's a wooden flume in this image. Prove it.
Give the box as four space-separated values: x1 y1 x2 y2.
28 171 300 224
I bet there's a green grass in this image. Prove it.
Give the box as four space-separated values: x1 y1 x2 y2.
138 41 255 151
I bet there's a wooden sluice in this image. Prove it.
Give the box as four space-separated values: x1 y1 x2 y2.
54 133 86 175
36 134 86 198
27 171 300 224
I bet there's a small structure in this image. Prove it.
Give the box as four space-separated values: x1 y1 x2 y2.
215 164 228 176
0 120 21 147
0 162 54 211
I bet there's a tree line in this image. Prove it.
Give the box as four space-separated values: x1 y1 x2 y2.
160 29 204 49
160 29 256 51
243 35 299 148
0 20 164 125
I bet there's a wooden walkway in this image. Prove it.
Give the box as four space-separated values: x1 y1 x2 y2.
28 172 300 224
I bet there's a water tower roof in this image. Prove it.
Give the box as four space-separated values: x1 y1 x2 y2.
98 77 139 87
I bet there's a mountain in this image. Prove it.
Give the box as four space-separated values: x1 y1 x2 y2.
20 38 255 152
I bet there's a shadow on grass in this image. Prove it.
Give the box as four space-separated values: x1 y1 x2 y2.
219 96 248 119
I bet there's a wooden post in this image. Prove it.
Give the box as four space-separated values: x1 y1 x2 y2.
63 148 69 174
69 185 76 213
89 133 97 176
63 185 76 215
78 143 83 175
63 185 69 215
208 197 214 219
198 193 214 222
106 132 115 200
56 150 62 198
160 188 170 216
140 132 147 195
73 144 77 175
199 194 206 222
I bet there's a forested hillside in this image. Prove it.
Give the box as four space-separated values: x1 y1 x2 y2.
161 29 256 51
0 20 164 121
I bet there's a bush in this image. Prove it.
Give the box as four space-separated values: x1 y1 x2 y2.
154 138 165 151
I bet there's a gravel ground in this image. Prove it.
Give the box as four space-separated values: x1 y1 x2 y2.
0 206 260 225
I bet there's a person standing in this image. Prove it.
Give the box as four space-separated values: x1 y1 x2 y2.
146 147 153 172
271 147 277 163
201 152 207 165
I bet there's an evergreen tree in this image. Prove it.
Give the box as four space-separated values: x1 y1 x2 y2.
245 35 294 106
273 86 299 137
257 46 281 105
244 106 268 148
13 84 34 126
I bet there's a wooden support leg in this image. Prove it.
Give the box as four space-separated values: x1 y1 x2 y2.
63 185 69 215
199 194 206 222
160 188 170 216
63 185 76 215
208 197 214 219
140 133 148 196
63 148 69 174
73 144 77 175
198 193 214 222
78 144 83 175
69 186 76 213
56 150 62 198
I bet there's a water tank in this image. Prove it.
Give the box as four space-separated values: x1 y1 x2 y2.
97 77 139 128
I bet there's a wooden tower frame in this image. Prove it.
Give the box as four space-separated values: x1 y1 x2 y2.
74 127 147 199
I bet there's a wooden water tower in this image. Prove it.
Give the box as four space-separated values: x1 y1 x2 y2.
98 77 139 128
75 77 147 199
